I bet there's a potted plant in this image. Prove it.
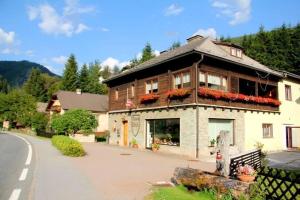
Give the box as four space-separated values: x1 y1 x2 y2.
210 139 216 147
140 94 160 104
237 164 257 182
166 88 192 99
131 138 139 148
152 142 160 152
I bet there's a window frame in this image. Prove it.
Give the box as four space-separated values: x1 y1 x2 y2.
199 71 228 91
145 78 159 94
262 123 273 138
173 70 191 89
131 84 135 97
285 84 292 101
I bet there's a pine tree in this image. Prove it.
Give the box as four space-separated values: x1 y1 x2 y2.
61 54 78 91
169 41 181 50
87 61 108 94
0 75 9 94
140 42 155 63
101 66 111 79
79 64 89 92
23 68 47 102
112 65 120 75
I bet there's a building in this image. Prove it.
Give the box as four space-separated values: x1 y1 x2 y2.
46 90 109 133
104 35 299 159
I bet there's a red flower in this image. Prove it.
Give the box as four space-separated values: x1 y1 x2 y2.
140 93 160 103
166 88 192 99
198 87 281 107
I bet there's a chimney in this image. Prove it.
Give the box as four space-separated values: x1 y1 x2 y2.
186 35 204 43
76 89 82 95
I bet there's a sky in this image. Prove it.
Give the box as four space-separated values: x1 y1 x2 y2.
0 0 299 75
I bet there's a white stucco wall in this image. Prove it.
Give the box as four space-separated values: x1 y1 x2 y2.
95 112 109 132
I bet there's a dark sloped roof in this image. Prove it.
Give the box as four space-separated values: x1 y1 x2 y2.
54 91 108 112
105 37 282 83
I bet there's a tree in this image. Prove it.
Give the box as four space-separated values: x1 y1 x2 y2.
101 66 112 79
112 65 120 75
140 42 155 63
61 54 78 91
79 64 89 92
87 61 108 94
0 89 37 126
0 75 9 94
169 41 181 50
51 109 97 135
23 68 47 102
41 73 61 100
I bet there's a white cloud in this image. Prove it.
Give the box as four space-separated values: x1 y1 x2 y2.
101 57 130 69
0 28 15 44
100 27 110 32
27 0 93 37
193 28 217 39
154 50 160 56
165 4 184 16
211 0 251 25
52 55 68 65
64 0 95 15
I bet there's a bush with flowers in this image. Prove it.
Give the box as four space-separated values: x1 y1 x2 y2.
198 87 281 106
237 164 257 177
140 93 160 104
166 88 192 99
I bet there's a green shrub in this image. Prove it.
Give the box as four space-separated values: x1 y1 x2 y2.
51 135 85 157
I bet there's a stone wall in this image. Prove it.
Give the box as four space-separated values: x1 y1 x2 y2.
198 107 245 157
109 107 197 157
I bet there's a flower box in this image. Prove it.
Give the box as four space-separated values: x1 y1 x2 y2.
237 164 257 182
198 87 281 107
166 88 192 99
140 93 160 104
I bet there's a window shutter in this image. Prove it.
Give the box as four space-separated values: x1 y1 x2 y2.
230 76 239 93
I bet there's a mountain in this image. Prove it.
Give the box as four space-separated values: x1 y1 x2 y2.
0 60 57 87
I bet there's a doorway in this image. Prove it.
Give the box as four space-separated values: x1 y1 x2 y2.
123 121 128 146
286 126 300 148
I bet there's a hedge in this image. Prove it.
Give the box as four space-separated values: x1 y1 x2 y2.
51 135 85 157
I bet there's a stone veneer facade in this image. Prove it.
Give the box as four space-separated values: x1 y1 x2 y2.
109 105 246 158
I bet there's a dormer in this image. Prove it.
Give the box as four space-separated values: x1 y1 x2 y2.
214 41 244 58
230 47 243 58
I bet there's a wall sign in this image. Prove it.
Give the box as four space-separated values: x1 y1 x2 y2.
131 114 140 137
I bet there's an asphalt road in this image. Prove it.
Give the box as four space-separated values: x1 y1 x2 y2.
0 132 34 200
267 151 300 170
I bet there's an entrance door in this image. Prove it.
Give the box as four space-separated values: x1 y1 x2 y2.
123 121 128 146
146 120 154 148
286 127 292 148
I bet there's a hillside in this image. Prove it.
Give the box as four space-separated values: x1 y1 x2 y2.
0 60 57 86
221 24 300 75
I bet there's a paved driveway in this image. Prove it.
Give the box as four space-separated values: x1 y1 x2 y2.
267 151 300 170
71 143 215 200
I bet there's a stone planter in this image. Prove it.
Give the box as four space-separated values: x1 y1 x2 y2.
237 174 255 182
69 134 95 143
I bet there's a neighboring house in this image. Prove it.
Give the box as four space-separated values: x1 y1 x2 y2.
46 90 108 133
104 35 299 159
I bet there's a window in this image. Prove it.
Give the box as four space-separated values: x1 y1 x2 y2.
239 78 256 96
236 49 242 58
199 71 227 91
146 119 180 146
145 79 158 94
131 84 135 97
231 48 242 58
115 89 119 100
209 119 234 145
174 72 191 89
285 85 292 101
262 124 273 138
199 71 206 87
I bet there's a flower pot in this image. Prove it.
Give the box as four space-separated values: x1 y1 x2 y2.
238 174 255 182
132 144 139 148
152 148 158 152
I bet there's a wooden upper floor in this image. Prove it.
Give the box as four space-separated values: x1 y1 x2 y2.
105 37 282 112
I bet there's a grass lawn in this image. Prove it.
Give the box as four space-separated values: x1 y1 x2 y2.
147 185 215 200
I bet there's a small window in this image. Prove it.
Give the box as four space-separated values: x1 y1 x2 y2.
174 71 191 89
199 71 206 87
285 85 292 101
145 79 158 94
131 84 135 97
231 48 237 56
236 49 242 58
262 124 273 138
115 89 119 100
